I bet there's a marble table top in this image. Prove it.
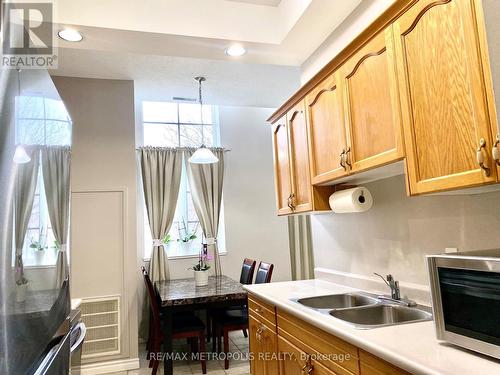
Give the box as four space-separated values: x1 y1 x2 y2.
155 275 247 307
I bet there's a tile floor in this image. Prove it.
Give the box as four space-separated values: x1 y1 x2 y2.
112 331 250 375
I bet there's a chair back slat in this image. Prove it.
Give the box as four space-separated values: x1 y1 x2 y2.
255 261 274 284
240 258 256 284
141 266 161 331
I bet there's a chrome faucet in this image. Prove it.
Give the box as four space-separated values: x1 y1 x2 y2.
374 273 401 300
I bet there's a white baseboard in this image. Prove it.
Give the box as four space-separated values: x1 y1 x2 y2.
80 358 140 374
315 267 431 305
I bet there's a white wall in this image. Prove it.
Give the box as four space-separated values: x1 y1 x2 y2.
312 175 500 287
137 106 291 282
52 76 139 364
300 0 395 84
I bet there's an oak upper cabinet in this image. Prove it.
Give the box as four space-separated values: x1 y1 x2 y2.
306 71 349 184
287 101 313 212
341 25 404 173
271 117 293 215
249 316 279 375
393 0 498 194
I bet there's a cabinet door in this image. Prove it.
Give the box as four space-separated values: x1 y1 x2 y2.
272 119 293 215
288 101 313 212
277 336 311 375
342 26 404 173
249 316 279 375
306 72 349 184
393 0 497 194
311 360 339 375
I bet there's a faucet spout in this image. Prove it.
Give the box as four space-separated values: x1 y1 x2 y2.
374 273 401 300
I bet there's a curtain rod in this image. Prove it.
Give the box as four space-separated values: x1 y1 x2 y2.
136 146 231 152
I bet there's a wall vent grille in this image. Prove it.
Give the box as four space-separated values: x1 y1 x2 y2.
81 296 120 359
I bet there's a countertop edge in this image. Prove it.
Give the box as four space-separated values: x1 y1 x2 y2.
243 283 441 375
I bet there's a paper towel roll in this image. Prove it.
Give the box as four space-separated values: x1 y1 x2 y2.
329 187 373 213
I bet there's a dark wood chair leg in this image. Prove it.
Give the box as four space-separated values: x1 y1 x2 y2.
217 326 222 355
212 322 217 353
200 330 207 374
224 327 230 370
242 329 248 338
151 333 161 375
206 310 212 343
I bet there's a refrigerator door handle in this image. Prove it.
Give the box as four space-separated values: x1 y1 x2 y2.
70 322 86 353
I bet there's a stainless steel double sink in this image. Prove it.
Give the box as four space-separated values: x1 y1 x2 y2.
291 292 432 329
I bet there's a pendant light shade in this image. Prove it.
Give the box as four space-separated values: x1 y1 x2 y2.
189 76 219 164
13 145 31 164
188 145 219 164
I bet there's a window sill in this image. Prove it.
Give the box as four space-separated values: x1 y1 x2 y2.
143 250 227 263
14 264 56 270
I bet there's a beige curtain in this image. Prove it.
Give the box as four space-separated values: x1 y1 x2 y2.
139 147 182 282
288 215 315 280
14 146 40 284
184 148 224 277
41 146 71 287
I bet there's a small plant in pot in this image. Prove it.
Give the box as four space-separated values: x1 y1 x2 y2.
30 238 48 262
190 244 212 287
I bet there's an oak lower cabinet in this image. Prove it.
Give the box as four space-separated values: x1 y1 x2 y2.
341 24 404 173
393 0 498 194
249 316 279 375
248 294 410 375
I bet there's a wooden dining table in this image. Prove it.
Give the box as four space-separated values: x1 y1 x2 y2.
155 275 247 375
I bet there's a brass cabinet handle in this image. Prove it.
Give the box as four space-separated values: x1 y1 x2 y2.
493 134 500 167
254 307 262 313
339 149 347 170
477 138 491 176
287 194 293 210
345 146 352 169
289 193 296 211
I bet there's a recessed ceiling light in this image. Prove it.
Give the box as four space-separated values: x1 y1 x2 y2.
225 45 246 57
58 28 83 42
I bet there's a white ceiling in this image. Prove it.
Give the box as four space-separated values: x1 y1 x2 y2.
51 48 301 108
226 0 282 6
48 0 362 107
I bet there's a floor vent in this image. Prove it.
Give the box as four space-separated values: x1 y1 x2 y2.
80 296 120 359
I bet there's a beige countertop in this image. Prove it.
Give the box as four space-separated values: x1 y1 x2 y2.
244 279 500 375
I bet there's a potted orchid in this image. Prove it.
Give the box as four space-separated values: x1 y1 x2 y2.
190 244 212 287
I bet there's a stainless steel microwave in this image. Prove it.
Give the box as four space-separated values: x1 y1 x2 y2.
427 249 500 359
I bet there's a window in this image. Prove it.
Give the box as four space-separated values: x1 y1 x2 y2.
15 95 72 267
142 101 225 259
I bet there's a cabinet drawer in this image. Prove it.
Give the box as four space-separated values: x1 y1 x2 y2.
359 350 410 375
277 309 359 375
248 295 276 329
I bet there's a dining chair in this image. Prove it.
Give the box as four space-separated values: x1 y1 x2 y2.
240 258 257 284
141 266 207 375
254 261 274 284
207 258 256 342
213 261 274 369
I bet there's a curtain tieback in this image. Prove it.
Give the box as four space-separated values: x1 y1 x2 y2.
205 237 217 245
59 244 68 252
152 239 163 247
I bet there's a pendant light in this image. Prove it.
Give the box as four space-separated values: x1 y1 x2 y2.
13 67 31 164
188 77 219 164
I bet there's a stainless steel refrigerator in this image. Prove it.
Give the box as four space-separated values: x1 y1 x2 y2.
0 66 72 374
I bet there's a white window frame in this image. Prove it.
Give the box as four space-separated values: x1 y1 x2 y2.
141 101 226 261
14 95 72 268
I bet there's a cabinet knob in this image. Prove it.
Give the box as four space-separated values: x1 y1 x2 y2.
493 134 500 167
477 138 491 176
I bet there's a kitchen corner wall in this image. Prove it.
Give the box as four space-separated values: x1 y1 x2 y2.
52 77 139 364
311 175 500 287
